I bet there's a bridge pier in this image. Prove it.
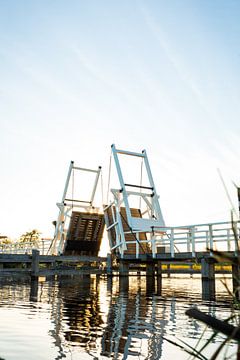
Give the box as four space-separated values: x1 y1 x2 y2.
30 277 39 301
119 260 129 276
119 276 129 292
232 263 240 300
31 249 40 279
106 253 112 276
201 258 215 300
146 262 155 277
156 261 162 295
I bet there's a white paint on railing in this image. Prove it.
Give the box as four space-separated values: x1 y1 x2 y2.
0 240 52 255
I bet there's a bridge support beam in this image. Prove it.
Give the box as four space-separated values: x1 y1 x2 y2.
232 263 240 300
156 261 162 295
146 262 156 293
119 276 129 292
30 277 39 302
146 262 155 277
106 253 112 276
31 249 40 279
119 260 129 276
201 258 215 300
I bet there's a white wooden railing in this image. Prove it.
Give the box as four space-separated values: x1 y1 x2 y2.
150 220 240 257
1 221 239 258
106 220 240 258
0 239 52 255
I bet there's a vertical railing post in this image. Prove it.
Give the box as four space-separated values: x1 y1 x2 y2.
190 227 195 257
227 229 231 252
170 229 174 257
233 221 239 255
136 233 139 259
187 230 191 252
152 233 156 258
206 230 209 250
209 224 213 253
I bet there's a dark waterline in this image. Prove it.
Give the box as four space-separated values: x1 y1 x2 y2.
0 275 237 359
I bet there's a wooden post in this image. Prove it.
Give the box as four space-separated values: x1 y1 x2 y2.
119 260 129 276
156 261 162 295
146 275 155 294
30 278 39 302
107 253 112 276
107 276 113 292
232 263 240 300
119 276 129 292
146 262 155 277
146 261 155 293
201 257 215 300
167 263 171 278
31 249 40 279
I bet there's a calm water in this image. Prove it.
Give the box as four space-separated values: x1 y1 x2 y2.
0 274 238 360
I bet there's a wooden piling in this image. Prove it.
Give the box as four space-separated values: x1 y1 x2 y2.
30 278 39 301
119 276 129 292
106 253 112 276
232 263 240 300
156 261 162 295
201 258 215 300
146 262 155 277
119 260 129 276
31 249 40 279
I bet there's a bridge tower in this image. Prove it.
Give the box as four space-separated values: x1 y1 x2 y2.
48 161 104 255
104 144 165 259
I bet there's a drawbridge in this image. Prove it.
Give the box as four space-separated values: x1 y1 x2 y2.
1 145 239 259
104 144 166 259
48 161 105 256
104 145 240 260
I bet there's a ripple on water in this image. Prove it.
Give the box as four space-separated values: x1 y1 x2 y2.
0 275 238 360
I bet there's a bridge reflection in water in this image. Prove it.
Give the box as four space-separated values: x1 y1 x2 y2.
0 274 234 359
27 274 233 360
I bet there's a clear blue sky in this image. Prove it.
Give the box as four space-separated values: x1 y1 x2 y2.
0 0 240 239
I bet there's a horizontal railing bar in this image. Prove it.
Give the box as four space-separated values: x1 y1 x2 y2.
115 148 145 158
106 222 118 230
73 166 100 173
125 190 153 197
124 183 153 190
65 199 91 204
103 202 114 211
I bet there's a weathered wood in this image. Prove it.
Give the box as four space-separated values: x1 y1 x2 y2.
186 308 240 341
64 211 105 256
30 278 39 301
232 263 240 300
119 276 129 292
31 249 40 278
146 262 155 277
201 258 215 280
106 253 112 275
201 258 216 300
146 276 155 293
104 207 150 256
119 260 129 276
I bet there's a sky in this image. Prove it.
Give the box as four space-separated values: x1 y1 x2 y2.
0 0 240 242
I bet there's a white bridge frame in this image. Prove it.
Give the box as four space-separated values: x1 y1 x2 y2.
48 161 102 255
105 144 166 258
105 145 240 259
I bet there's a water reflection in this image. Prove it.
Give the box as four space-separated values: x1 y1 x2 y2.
0 275 237 359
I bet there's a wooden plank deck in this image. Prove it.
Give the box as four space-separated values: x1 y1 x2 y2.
63 211 105 256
